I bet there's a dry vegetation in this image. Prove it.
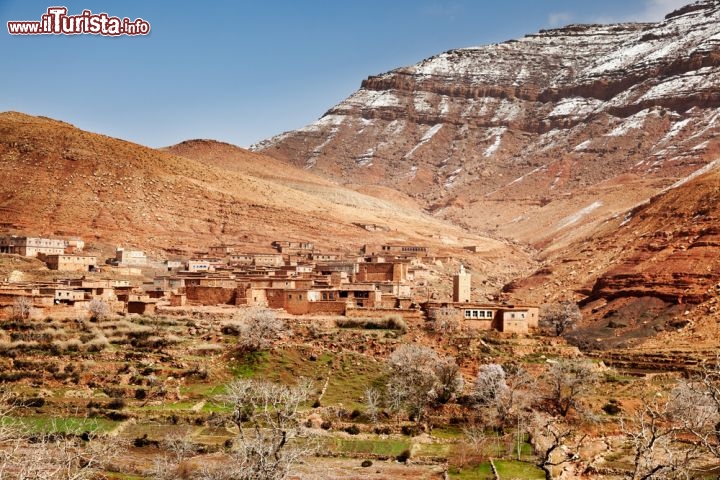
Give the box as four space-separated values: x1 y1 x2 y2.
0 306 718 479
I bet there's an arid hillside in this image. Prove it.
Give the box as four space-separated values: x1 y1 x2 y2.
254 0 720 250
503 161 720 352
0 112 532 287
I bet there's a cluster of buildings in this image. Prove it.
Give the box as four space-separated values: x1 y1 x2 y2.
0 234 539 334
0 235 97 272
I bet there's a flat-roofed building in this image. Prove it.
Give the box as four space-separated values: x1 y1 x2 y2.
44 254 97 272
0 235 67 257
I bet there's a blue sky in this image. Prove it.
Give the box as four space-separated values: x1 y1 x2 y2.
1 0 689 148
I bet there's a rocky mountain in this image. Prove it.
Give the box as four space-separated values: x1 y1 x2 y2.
254 0 720 251
502 159 720 350
0 112 529 290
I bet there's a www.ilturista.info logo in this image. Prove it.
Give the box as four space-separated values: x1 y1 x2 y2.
7 7 150 36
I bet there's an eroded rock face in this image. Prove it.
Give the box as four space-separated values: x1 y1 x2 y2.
254 1 720 246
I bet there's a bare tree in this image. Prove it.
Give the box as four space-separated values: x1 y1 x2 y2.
673 359 720 459
474 364 507 406
474 363 536 433
149 433 197 480
232 307 288 353
621 394 698 480
11 296 31 321
544 359 597 417
0 393 122 480
428 307 460 335
386 344 463 422
529 412 586 480
220 378 316 480
540 301 581 336
88 298 110 321
364 387 381 425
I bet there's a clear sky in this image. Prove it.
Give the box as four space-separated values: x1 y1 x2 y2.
1 0 690 148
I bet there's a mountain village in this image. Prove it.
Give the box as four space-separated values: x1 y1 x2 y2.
0 233 538 334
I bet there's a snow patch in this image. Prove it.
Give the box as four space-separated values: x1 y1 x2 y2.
574 140 592 151
355 147 375 167
413 91 434 113
557 201 603 230
492 99 521 122
483 127 506 158
444 167 463 189
299 114 345 133
658 118 693 144
404 124 443 159
605 109 653 137
506 166 544 187
549 97 602 118
439 96 450 115
663 159 720 192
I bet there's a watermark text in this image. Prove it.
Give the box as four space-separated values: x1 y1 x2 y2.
8 7 150 36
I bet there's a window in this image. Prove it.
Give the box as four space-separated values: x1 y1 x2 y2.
464 310 472 319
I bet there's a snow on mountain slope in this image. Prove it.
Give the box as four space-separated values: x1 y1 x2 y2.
254 0 720 248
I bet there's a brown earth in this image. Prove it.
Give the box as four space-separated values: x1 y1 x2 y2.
254 1 720 252
502 164 720 353
250 1 720 354
0 112 534 293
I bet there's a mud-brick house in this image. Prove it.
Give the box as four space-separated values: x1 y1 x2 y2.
363 244 429 258
264 288 348 315
115 247 147 266
425 302 539 334
272 241 314 254
186 259 215 272
0 235 67 257
308 252 342 262
152 276 185 292
228 254 254 266
356 261 408 283
125 294 157 315
183 275 238 305
40 287 85 305
208 244 239 257
316 261 357 277
164 260 183 271
43 254 97 272
252 253 285 267
64 279 120 301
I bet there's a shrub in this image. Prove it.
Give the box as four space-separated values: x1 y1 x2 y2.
17 397 45 408
107 397 126 410
361 460 373 467
344 425 361 435
602 399 621 415
396 449 412 463
401 425 421 436
335 316 407 332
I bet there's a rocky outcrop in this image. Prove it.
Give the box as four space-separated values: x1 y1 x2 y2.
254 1 720 247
